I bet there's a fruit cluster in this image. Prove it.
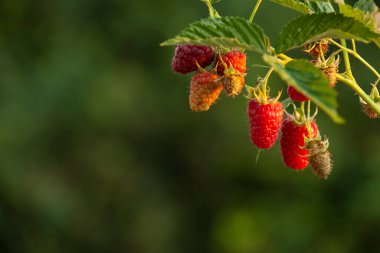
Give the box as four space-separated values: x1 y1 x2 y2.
171 42 339 179
164 0 380 181
172 45 246 111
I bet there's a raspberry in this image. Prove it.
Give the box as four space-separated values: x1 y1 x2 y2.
248 99 284 149
311 58 339 88
171 45 214 74
322 66 338 88
189 72 223 112
222 75 245 97
306 139 333 180
217 51 247 75
304 41 329 58
280 118 318 170
217 51 247 96
361 100 380 119
287 86 309 102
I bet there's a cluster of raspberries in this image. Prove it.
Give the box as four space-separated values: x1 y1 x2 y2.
171 45 246 111
171 43 334 179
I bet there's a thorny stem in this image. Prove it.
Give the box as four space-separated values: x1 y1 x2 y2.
329 39 380 80
337 74 380 115
249 0 263 22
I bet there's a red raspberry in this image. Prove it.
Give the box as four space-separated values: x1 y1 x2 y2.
189 72 223 112
287 86 309 102
248 99 284 149
280 118 318 170
171 45 214 74
217 51 246 75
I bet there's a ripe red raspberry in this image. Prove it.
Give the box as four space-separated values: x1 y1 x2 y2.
217 51 247 75
280 118 318 170
171 45 214 74
189 72 223 112
248 99 284 149
287 86 309 102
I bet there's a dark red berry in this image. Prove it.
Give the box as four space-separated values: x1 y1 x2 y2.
248 99 284 149
171 45 214 74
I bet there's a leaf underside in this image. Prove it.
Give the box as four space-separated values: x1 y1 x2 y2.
275 13 380 53
161 17 271 54
269 0 312 14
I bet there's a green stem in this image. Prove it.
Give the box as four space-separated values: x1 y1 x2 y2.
339 39 355 80
249 0 263 22
351 39 357 53
337 74 380 115
262 67 274 102
329 39 380 80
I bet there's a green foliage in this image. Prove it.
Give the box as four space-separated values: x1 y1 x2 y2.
339 4 375 27
269 0 312 14
300 0 335 13
338 2 380 48
275 13 379 53
354 0 378 12
263 55 344 124
161 17 271 54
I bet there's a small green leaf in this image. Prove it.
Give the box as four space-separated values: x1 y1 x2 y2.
275 13 379 53
263 55 345 124
269 0 312 14
161 17 271 54
354 0 378 12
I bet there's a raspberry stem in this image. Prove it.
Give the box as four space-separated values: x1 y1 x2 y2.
262 67 274 102
329 39 380 80
337 74 380 116
339 39 355 81
249 0 263 22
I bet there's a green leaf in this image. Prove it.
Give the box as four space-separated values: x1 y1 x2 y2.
161 17 271 54
263 55 344 124
339 4 374 28
275 13 379 53
299 0 335 13
339 3 380 48
269 0 312 14
354 0 378 12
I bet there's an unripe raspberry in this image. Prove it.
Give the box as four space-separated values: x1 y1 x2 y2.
304 41 329 58
361 102 380 119
222 75 245 97
306 139 333 180
189 72 223 112
171 45 214 74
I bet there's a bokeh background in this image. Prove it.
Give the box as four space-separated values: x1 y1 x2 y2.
0 0 379 252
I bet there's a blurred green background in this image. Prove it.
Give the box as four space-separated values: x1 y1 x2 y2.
0 0 379 252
